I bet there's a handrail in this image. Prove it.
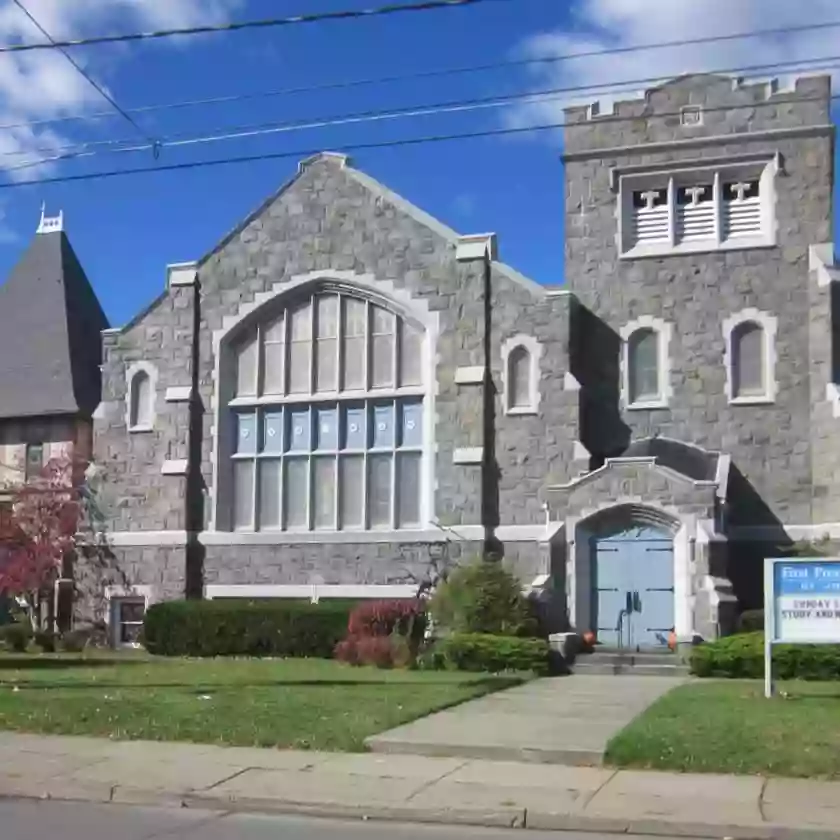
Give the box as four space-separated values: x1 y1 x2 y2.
616 607 628 650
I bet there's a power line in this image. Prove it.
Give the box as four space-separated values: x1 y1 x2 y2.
0 0 514 54
9 0 157 148
2 16 840 133
6 51 840 171
0 90 835 192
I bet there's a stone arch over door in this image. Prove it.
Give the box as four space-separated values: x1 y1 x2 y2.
568 504 691 649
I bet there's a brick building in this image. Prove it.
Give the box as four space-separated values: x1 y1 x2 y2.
93 73 839 649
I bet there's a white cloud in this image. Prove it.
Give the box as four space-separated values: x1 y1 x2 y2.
508 0 840 130
0 0 243 180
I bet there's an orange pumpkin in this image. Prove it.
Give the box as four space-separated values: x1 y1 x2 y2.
581 630 596 648
667 630 677 652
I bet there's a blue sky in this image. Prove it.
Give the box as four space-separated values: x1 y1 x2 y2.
0 0 838 326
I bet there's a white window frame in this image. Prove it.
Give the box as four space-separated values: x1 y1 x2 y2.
216 281 435 535
620 316 673 410
500 334 542 416
125 361 158 433
105 585 152 649
617 158 778 259
723 308 778 405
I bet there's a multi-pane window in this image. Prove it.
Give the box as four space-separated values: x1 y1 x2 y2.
229 291 425 531
622 165 771 256
627 328 660 404
731 321 765 398
112 598 145 647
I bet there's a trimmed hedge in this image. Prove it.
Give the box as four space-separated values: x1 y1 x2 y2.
736 609 764 633
143 599 354 658
428 633 551 675
691 631 840 680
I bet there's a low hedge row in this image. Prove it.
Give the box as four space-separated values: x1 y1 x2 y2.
691 631 840 680
424 633 551 675
143 599 353 657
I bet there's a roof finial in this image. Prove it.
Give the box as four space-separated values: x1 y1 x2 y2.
37 203 63 235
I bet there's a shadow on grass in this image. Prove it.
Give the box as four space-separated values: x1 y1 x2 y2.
0 657 148 671
0 676 525 692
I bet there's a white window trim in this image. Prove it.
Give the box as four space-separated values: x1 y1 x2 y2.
722 308 778 404
209 270 439 535
617 159 778 259
620 316 673 410
500 334 542 416
104 584 153 649
125 361 158 433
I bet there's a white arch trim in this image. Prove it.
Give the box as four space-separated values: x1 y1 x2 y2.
500 333 542 415
620 315 673 409
722 307 777 404
125 361 158 433
208 269 440 534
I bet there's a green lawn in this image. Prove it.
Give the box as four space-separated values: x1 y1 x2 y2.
606 680 840 778
0 654 523 751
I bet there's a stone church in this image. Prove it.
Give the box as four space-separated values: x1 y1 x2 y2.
91 72 839 649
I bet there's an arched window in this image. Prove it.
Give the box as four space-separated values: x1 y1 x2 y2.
128 368 154 430
731 320 765 398
627 328 660 404
508 346 532 410
228 290 425 532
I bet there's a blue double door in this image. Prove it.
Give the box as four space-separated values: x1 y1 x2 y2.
592 526 674 650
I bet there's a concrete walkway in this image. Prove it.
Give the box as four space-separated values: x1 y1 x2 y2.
0 732 839 839
366 675 682 765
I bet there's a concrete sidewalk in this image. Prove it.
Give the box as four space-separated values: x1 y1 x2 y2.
0 732 839 839
367 675 682 764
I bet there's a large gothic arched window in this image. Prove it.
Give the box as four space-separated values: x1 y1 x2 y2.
227 289 426 532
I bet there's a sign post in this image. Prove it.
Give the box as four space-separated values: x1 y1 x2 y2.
764 556 840 698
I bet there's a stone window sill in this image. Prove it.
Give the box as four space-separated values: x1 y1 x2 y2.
729 395 775 406
626 399 669 411
506 406 538 416
128 425 155 434
620 237 775 261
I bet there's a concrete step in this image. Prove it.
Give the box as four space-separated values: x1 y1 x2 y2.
572 659 689 677
581 650 681 667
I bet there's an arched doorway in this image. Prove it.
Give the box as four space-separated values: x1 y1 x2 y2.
591 521 675 650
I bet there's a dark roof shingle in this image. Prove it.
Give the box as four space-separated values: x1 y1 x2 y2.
0 229 108 420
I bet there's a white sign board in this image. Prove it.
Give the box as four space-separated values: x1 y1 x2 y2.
763 556 840 697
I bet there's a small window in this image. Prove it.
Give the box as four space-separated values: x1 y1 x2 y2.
129 370 153 429
508 346 532 410
112 598 145 647
628 328 660 404
732 321 765 398
24 443 43 482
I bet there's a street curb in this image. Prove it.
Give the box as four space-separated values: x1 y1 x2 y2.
4 781 840 840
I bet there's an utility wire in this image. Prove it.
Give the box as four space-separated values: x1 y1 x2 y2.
0 90 835 191
2 16 840 133
0 0 515 54
6 51 840 171
9 0 158 148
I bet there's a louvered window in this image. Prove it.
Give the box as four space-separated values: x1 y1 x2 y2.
722 179 762 239
631 188 669 245
621 164 773 256
676 183 715 242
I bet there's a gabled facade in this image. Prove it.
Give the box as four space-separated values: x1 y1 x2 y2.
0 211 108 493
93 72 840 649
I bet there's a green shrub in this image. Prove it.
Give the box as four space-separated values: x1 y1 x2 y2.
34 630 56 653
430 633 550 675
143 599 354 658
690 632 840 680
59 630 89 653
429 558 538 637
0 622 32 652
736 609 764 633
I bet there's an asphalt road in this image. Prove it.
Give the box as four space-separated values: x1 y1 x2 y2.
0 799 663 840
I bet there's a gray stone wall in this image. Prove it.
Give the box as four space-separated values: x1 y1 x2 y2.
93 285 196 532
544 461 718 522
564 74 833 526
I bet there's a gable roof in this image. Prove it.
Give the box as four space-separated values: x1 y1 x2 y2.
0 229 109 420
199 152 546 297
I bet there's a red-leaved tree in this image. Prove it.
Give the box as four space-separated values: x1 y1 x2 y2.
0 455 104 630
